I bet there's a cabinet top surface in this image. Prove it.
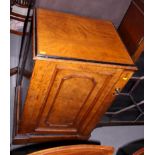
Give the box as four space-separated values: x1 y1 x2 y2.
35 8 134 65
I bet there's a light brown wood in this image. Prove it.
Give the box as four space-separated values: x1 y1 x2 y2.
13 8 137 144
29 145 114 155
36 8 134 65
16 59 135 143
19 60 124 134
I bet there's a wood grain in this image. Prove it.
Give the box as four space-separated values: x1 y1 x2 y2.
13 8 137 144
19 60 124 135
28 145 114 155
36 8 134 65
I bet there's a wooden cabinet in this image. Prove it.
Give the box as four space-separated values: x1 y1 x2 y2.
13 8 137 144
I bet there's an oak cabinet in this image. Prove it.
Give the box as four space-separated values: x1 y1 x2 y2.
13 8 137 144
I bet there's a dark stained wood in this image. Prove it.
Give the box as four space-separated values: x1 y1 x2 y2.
22 69 32 79
11 12 28 19
133 147 144 155
10 67 18 76
10 67 32 78
11 16 25 22
10 30 24 36
12 86 21 141
10 13 29 36
118 0 144 62
13 134 89 144
133 0 144 11
132 39 144 62
10 0 34 36
29 145 114 155
11 0 35 8
12 8 137 144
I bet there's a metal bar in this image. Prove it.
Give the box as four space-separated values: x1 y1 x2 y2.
11 12 33 19
134 113 144 122
129 79 142 93
10 29 29 36
131 76 144 80
103 76 144 126
129 95 144 114
105 100 144 115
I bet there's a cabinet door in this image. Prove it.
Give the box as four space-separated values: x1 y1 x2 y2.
19 60 123 137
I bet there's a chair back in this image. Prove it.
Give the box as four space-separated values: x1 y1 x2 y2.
11 0 35 7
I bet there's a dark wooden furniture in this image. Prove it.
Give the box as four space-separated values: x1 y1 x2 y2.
11 0 35 6
10 0 35 35
133 148 144 155
13 8 137 144
118 0 144 62
116 139 144 155
10 0 35 90
101 0 144 127
29 145 114 155
11 140 101 154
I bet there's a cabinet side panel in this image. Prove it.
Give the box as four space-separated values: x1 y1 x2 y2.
19 60 56 133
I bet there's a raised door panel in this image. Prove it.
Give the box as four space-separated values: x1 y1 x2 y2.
19 60 123 136
35 68 98 134
33 65 123 136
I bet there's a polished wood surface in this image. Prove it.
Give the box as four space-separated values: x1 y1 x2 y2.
13 8 137 144
118 0 144 62
15 59 135 143
19 60 124 134
29 145 114 155
11 0 35 7
36 8 133 65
